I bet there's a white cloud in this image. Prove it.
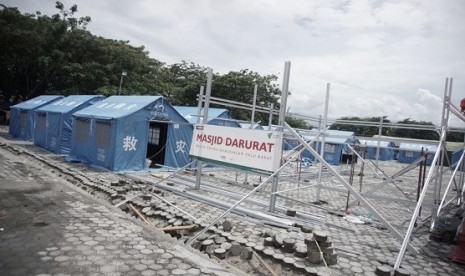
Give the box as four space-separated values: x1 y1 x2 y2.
4 0 465 127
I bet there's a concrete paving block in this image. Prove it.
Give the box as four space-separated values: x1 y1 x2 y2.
264 237 274 246
394 268 411 276
253 244 265 254
214 236 226 244
283 256 296 267
308 251 322 264
221 242 231 251
282 238 296 253
200 239 214 251
304 266 319 276
375 265 392 276
286 209 297 217
313 231 328 242
324 252 338 266
301 225 313 233
263 248 275 257
272 252 285 263
229 242 242 256
263 229 274 238
294 246 307 258
240 247 253 260
214 248 227 259
293 260 306 272
272 234 284 248
222 219 233 232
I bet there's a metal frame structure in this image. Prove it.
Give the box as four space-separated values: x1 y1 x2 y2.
125 64 464 269
394 77 465 268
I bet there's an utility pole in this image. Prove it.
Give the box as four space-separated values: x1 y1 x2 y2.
118 70 127 95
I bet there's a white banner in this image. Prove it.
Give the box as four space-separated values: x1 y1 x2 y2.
189 124 283 174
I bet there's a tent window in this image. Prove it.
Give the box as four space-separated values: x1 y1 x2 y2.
96 121 111 148
19 111 28 128
405 151 414 158
36 113 46 133
75 119 90 141
148 127 161 145
324 144 336 153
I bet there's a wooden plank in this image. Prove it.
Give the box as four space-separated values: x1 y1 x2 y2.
128 203 154 226
252 251 279 276
160 225 196 232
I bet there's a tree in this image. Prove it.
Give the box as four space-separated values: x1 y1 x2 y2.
390 118 439 140
286 116 311 129
329 116 391 136
211 69 281 125
0 2 283 121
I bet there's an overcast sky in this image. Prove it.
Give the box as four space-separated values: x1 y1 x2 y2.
4 0 465 126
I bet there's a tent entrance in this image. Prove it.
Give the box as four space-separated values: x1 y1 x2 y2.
147 122 168 168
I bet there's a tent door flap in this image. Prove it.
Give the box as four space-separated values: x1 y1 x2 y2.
147 122 168 168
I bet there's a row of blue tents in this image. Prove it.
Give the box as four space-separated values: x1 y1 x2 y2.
8 94 451 172
285 131 439 166
8 95 238 171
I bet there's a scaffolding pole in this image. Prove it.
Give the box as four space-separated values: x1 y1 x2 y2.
285 122 418 254
316 83 330 202
269 61 291 213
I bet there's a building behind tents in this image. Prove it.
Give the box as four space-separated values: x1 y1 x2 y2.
33 95 104 154
69 96 192 172
9 95 63 141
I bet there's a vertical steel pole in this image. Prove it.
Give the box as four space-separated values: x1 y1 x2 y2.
245 84 258 185
460 135 465 205
195 70 213 190
251 84 258 127
195 86 205 190
268 103 274 130
316 83 330 202
375 117 383 167
269 61 291 212
432 78 451 220
196 86 205 123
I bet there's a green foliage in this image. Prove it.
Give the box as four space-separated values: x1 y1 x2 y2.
0 3 282 127
285 117 311 129
447 131 464 142
0 3 165 99
329 116 391 136
390 118 439 140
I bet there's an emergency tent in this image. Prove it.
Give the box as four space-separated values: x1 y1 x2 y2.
174 106 241 128
9 95 63 140
451 149 465 171
33 95 104 154
358 140 396 161
398 143 437 166
301 130 358 165
69 96 192 172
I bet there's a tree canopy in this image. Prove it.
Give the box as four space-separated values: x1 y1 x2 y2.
0 2 290 127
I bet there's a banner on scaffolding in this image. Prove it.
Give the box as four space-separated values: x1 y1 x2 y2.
189 124 283 174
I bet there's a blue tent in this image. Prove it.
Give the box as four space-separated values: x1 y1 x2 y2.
398 143 437 166
174 106 241 128
33 95 104 154
359 140 396 161
301 130 357 165
451 149 465 171
9 95 63 140
69 96 192 172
